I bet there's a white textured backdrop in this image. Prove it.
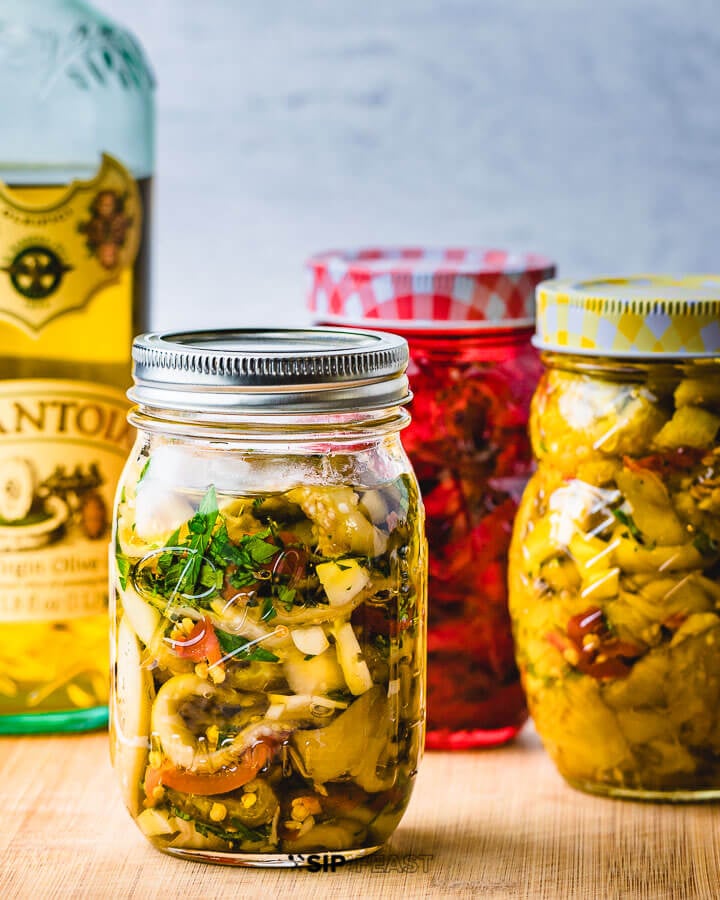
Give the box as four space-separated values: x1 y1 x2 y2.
96 0 720 331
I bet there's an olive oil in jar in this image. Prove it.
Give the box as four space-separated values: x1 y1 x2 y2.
0 0 154 732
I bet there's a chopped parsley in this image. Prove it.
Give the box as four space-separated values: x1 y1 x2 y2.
133 486 280 606
195 818 271 845
168 806 270 845
115 531 129 592
276 584 296 612
693 531 718 557
612 508 643 543
209 523 279 578
260 595 277 622
137 458 151 483
154 487 220 598
215 628 279 663
169 805 192 822
215 727 240 748
327 688 352 703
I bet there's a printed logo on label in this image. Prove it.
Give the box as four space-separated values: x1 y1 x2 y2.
0 380 132 621
0 154 141 334
3 245 72 300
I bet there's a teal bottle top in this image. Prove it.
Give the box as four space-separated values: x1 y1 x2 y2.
0 0 154 183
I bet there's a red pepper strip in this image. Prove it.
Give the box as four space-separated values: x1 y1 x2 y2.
623 448 704 474
556 608 646 680
167 615 223 667
145 741 273 800
143 763 164 806
582 657 634 679
566 607 605 645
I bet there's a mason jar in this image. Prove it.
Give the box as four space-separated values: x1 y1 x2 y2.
110 328 427 865
307 248 554 748
509 275 720 800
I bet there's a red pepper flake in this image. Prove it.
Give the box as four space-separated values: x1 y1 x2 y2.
560 607 646 680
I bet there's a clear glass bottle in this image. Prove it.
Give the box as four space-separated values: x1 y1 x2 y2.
510 275 720 800
110 328 427 866
307 248 554 748
0 0 154 732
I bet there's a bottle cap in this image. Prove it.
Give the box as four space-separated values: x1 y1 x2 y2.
535 275 720 358
307 247 556 331
130 327 410 414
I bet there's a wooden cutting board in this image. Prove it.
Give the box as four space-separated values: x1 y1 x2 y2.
1 725 718 899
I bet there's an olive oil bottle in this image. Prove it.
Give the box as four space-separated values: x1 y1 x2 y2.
0 0 154 732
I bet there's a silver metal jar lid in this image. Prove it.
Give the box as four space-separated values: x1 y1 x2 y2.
129 328 411 414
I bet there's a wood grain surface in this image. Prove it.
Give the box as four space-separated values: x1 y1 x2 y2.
1 725 718 900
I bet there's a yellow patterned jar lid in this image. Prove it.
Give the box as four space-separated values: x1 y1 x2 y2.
535 275 720 358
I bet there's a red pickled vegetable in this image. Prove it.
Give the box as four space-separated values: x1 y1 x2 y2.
400 330 540 748
167 616 223 668
562 607 646 680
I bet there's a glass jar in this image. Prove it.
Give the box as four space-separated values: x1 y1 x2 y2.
0 0 154 733
110 328 427 866
510 275 720 800
307 248 555 748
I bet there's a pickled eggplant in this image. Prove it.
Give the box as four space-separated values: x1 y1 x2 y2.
111 458 425 856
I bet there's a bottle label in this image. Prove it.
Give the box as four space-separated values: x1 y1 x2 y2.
0 380 132 621
0 154 141 335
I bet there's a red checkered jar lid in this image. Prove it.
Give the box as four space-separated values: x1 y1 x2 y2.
307 247 556 331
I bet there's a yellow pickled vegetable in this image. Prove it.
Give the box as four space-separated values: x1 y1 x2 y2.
510 357 720 797
654 406 720 450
